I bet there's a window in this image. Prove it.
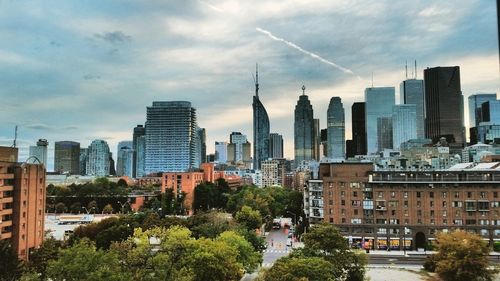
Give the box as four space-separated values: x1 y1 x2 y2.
351 218 362 224
341 200 345 206
404 210 409 216
341 218 346 223
480 192 487 199
430 201 434 207
329 218 334 223
443 219 448 225
442 201 447 207
430 210 435 216
430 192 434 198
454 192 460 198
403 191 408 198
377 228 387 234
377 191 383 198
353 191 358 197
417 201 421 208
354 209 358 215
442 192 447 198
467 192 472 198
341 209 346 215
404 201 408 208
391 191 396 198
329 200 333 205
453 201 463 208
417 210 422 216
442 210 447 217
391 210 396 216
341 191 345 197
417 192 421 198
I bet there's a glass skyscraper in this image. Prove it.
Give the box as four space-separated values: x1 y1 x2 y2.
468 93 496 127
269 133 284 159
365 87 395 154
294 86 314 164
392 105 417 150
116 141 134 178
54 141 80 174
400 79 424 139
28 139 48 166
145 101 198 173
86 139 110 176
132 124 145 178
327 97 345 159
252 67 270 170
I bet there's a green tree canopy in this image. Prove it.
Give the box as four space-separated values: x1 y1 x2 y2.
235 205 263 230
261 256 337 281
0 240 23 281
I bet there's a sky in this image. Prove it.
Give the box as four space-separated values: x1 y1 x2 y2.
0 0 498 171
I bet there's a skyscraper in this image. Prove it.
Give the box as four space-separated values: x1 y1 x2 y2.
215 141 228 163
230 132 247 162
400 79 425 138
327 97 345 159
253 65 270 170
351 102 367 156
377 117 393 151
269 133 284 158
145 101 198 173
116 141 134 178
86 139 110 177
197 127 207 164
468 93 497 127
313 118 320 161
294 85 314 163
79 148 88 175
365 87 395 154
424 66 465 150
481 100 500 123
54 141 80 174
392 105 417 150
29 139 48 165
132 124 145 178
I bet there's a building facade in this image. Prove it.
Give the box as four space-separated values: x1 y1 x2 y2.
29 139 48 166
145 101 198 173
54 141 80 174
400 79 425 139
351 102 367 156
424 66 465 152
468 93 497 128
294 86 314 163
132 124 146 178
252 67 270 170
327 97 345 159
86 139 111 177
269 133 284 159
116 141 134 178
365 87 395 154
392 105 417 151
215 141 228 163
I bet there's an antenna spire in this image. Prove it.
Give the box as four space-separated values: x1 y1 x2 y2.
405 60 408 79
302 85 306 95
255 63 259 97
414 60 417 79
371 72 374 87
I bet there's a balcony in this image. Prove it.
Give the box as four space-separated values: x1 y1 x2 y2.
0 174 14 180
0 232 12 239
0 185 13 192
0 209 12 216
0 197 13 204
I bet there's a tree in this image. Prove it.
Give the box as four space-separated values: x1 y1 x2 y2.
0 240 23 281
261 256 338 281
235 205 262 230
117 178 128 187
424 230 497 281
55 202 67 213
217 231 262 273
102 204 114 214
70 202 82 214
46 239 131 281
87 200 99 213
27 235 62 280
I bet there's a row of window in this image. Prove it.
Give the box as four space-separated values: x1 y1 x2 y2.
335 190 499 199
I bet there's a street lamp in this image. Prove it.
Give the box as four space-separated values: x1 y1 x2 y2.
403 227 407 256
117 201 129 214
82 207 90 214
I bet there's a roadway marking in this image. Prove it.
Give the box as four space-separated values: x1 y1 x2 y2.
263 249 290 254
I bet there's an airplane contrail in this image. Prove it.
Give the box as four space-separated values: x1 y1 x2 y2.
256 27 355 75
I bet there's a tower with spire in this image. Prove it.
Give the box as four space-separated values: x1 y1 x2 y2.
294 85 314 164
252 64 270 170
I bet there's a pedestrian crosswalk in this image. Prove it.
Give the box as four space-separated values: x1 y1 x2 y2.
262 263 274 268
262 249 291 254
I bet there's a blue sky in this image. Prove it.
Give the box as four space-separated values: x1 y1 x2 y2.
0 0 498 170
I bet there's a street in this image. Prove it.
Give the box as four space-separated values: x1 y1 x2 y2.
262 228 293 267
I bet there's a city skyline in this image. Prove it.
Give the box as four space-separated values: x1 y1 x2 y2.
0 1 498 169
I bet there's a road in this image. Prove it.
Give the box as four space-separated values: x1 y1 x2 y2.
368 253 500 266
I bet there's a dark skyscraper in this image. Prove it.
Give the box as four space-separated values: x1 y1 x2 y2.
132 124 145 178
269 133 284 158
294 86 314 164
424 66 465 150
54 141 80 174
351 102 366 156
313 118 320 161
252 65 270 170
327 97 345 159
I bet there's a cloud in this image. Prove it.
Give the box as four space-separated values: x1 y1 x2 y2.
83 74 101 80
255 27 356 76
94 31 132 44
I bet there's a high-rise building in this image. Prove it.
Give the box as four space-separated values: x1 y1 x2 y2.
313 119 320 160
132 124 146 178
400 79 425 138
351 102 367 156
79 148 88 175
424 66 465 151
468 93 497 128
116 141 134 178
294 86 314 164
269 133 284 159
198 127 207 164
327 97 345 159
86 139 111 177
377 117 393 151
320 128 328 158
365 87 395 154
215 141 228 163
54 141 80 174
135 136 146 177
253 66 270 170
0 147 45 261
108 153 116 176
481 100 500 124
29 139 48 166
392 105 417 150
145 101 198 173
230 132 247 162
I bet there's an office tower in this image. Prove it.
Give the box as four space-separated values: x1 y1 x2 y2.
109 153 116 176
377 117 393 151
230 132 248 162
0 147 45 261
351 102 367 156
320 128 328 158
253 65 270 170
327 97 345 159
215 141 228 163
392 105 417 150
227 144 235 163
145 101 198 173
294 86 314 163
132 124 146 178
79 148 88 175
346 140 355 158
400 79 425 138
29 139 48 165
242 142 252 166
481 100 500 123
424 66 465 150
365 87 395 154
269 133 284 158
54 141 80 174
198 127 207 164
116 141 134 178
468 93 497 127
86 139 111 176
135 135 146 177
313 119 320 160
475 100 500 144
